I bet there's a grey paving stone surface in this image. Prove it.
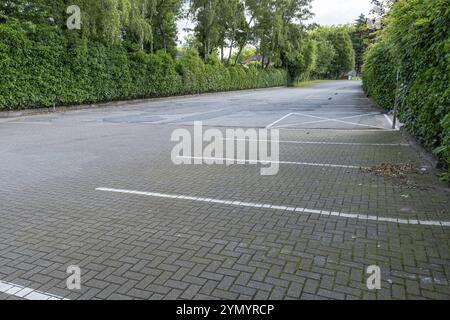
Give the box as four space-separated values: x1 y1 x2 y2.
0 81 448 300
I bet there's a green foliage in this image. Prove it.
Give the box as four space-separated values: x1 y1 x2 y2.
351 14 371 75
435 114 450 182
0 21 286 110
310 28 336 79
326 28 355 79
188 0 314 69
308 26 356 80
2 0 182 54
362 0 450 180
361 41 396 109
231 46 256 65
284 37 317 85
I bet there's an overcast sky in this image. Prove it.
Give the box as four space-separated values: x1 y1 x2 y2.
309 0 373 25
177 0 374 44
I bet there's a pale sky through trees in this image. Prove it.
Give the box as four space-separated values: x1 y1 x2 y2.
177 0 374 45
309 0 373 25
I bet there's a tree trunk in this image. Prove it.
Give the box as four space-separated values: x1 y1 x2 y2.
265 56 271 70
233 15 254 66
160 25 167 52
227 41 234 65
234 46 243 65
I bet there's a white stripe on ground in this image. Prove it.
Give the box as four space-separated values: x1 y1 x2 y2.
298 113 380 125
278 128 398 132
384 114 394 127
266 113 295 129
384 114 401 130
5 121 53 125
293 112 378 122
177 156 367 169
0 280 67 300
271 112 389 130
275 119 387 130
96 188 450 228
223 138 410 147
274 121 387 130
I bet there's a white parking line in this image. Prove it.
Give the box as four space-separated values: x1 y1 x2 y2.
384 114 393 127
177 156 367 169
278 122 385 130
266 113 295 129
96 188 450 228
296 112 380 125
3 121 53 125
384 114 401 130
276 119 387 130
267 112 389 130
0 280 67 300
223 138 410 147
278 128 398 132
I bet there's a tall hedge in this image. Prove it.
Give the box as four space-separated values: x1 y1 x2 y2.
362 0 450 180
0 22 286 111
362 41 396 109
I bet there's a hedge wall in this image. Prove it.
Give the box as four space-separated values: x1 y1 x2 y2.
362 41 396 110
0 22 286 111
362 0 450 180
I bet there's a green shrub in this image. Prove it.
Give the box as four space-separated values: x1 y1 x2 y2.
435 114 450 181
362 0 450 180
0 22 287 110
362 42 396 110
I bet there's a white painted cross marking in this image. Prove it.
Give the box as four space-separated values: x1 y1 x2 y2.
297 112 380 125
276 112 388 130
267 112 393 130
266 113 295 129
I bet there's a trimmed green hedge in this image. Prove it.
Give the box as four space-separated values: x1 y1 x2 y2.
362 0 450 180
0 22 286 110
362 41 396 110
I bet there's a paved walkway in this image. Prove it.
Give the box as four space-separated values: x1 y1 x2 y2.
0 81 448 300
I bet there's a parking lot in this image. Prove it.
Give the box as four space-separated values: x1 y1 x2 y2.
0 80 449 300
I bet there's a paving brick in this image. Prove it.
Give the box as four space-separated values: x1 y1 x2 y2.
0 83 448 302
